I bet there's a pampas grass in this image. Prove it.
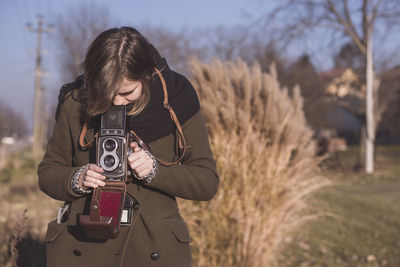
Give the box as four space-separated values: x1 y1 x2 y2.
177 58 329 266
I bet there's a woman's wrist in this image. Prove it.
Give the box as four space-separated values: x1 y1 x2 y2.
71 165 92 194
132 152 158 184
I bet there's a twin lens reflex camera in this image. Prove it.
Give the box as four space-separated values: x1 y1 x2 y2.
96 105 130 181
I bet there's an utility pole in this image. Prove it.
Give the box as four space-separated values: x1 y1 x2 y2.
26 16 54 160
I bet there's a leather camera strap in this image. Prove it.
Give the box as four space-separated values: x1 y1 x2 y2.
79 122 98 150
78 68 187 166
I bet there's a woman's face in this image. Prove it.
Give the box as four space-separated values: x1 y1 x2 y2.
113 77 143 106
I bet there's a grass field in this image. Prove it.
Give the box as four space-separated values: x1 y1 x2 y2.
280 146 400 266
0 149 60 266
0 146 399 266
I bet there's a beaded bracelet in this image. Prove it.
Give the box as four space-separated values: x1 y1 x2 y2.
70 165 92 194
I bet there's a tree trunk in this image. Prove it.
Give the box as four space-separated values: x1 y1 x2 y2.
365 32 374 174
357 125 366 172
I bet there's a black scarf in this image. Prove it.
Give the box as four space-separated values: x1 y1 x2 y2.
128 59 200 143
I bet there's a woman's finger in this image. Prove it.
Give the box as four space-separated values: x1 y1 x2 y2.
129 155 151 170
86 169 106 180
130 142 141 152
128 150 148 163
130 142 138 148
135 165 152 176
83 180 100 188
87 163 104 173
131 159 153 178
85 176 106 186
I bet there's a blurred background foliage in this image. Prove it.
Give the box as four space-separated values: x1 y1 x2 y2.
1 1 400 266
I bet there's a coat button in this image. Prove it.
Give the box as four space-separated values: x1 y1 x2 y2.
150 252 159 261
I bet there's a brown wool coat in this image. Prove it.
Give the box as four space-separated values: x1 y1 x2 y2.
38 90 219 267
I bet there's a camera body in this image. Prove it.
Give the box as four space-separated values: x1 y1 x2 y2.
96 105 129 181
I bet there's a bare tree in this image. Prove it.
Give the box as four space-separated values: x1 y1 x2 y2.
377 66 400 142
53 2 115 82
334 42 365 77
144 24 272 73
0 100 28 138
202 25 252 61
285 54 331 129
140 25 206 74
54 4 207 79
257 0 400 173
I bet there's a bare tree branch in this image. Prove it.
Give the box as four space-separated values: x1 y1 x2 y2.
371 0 385 24
362 0 370 49
327 0 366 54
53 3 115 82
342 0 363 47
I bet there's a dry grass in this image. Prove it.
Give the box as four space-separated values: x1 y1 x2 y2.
177 58 329 266
0 150 60 266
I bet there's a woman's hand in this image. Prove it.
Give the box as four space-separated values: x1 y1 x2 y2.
128 142 154 178
79 164 106 189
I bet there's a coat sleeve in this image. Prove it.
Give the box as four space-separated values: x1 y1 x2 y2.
38 98 83 201
145 111 219 201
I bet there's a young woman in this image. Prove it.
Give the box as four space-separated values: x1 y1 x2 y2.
38 27 219 267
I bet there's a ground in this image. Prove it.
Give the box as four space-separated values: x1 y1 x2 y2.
280 146 400 267
0 146 399 266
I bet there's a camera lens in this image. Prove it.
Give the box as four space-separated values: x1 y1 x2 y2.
104 139 117 151
103 155 116 168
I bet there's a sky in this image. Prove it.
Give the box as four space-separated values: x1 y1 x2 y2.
0 0 257 132
1 0 399 134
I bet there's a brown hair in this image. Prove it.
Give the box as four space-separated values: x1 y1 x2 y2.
83 27 162 117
